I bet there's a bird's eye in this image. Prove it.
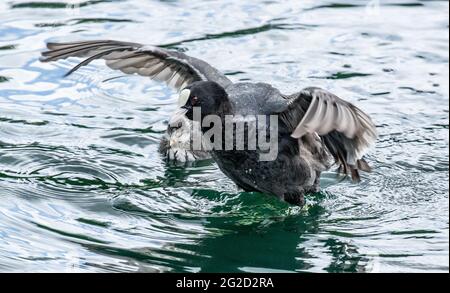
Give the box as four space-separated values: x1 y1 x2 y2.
191 96 199 105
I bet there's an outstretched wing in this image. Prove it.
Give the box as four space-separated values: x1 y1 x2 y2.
279 87 377 181
41 40 232 90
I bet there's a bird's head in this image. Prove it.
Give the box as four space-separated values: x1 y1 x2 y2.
169 81 230 128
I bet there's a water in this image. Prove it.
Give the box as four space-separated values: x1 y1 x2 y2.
0 0 448 273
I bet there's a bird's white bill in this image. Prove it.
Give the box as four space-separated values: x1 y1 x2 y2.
178 89 191 107
169 108 189 128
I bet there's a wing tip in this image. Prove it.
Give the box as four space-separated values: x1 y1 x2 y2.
39 55 49 63
337 158 373 183
351 168 361 182
357 158 372 173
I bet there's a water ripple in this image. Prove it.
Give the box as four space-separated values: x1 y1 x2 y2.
0 0 448 272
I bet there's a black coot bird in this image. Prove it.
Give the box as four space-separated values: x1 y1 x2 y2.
41 40 377 205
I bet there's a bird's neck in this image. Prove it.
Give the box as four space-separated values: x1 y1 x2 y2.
218 98 233 119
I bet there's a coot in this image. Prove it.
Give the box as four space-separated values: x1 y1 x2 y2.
41 40 377 205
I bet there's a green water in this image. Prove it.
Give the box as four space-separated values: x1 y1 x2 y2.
0 0 448 272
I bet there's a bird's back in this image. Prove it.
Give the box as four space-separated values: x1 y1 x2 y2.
225 82 288 116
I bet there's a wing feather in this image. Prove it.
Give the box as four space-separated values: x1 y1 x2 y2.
41 40 232 91
279 87 377 181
